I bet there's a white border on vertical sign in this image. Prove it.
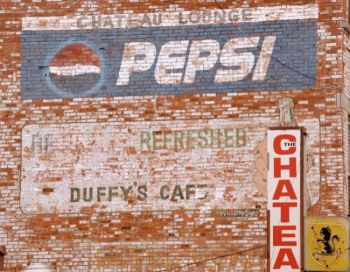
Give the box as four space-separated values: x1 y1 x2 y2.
267 128 304 272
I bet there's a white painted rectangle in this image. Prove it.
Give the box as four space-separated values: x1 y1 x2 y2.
22 5 318 31
21 119 319 214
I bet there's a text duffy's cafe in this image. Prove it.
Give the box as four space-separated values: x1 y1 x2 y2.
267 128 304 272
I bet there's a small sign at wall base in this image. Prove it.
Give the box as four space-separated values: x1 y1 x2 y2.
305 217 349 271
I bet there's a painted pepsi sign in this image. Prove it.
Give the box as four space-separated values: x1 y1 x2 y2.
48 43 103 96
21 8 317 99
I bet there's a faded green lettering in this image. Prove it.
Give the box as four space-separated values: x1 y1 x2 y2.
160 185 170 199
186 130 196 149
174 130 184 150
163 131 171 149
152 131 163 150
171 185 184 201
198 129 208 148
210 129 221 148
121 186 133 200
236 128 247 147
224 128 234 148
97 187 106 202
140 132 151 151
83 187 93 202
108 187 118 201
186 184 196 199
70 188 80 202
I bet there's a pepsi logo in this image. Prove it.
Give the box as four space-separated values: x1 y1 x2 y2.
49 43 101 95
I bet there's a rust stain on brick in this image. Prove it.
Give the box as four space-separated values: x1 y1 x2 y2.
41 187 54 195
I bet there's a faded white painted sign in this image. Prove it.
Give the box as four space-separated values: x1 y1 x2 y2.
20 119 320 214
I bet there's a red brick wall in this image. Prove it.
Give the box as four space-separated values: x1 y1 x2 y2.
0 0 348 271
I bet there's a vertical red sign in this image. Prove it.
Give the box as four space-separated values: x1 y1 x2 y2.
267 128 303 272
